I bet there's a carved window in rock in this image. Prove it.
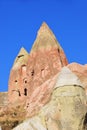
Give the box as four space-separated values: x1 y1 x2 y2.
15 55 24 62
18 54 24 58
23 78 27 84
14 80 18 84
24 88 27 96
21 65 27 77
18 90 21 96
31 70 34 76
12 90 21 96
57 48 63 67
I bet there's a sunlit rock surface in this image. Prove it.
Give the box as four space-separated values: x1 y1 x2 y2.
0 23 87 130
68 63 87 94
13 67 87 130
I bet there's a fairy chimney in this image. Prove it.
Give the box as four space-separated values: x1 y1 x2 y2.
8 47 29 103
26 22 68 98
8 22 68 104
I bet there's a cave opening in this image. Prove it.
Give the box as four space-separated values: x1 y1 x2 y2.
24 88 27 96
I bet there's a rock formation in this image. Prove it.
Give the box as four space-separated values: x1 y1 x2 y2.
0 92 8 107
8 22 68 104
13 67 87 130
8 47 29 103
0 22 87 130
68 63 87 95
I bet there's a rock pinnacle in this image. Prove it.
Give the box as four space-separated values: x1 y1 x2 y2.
31 22 62 53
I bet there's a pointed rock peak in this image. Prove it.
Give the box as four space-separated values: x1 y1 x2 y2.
40 22 48 28
31 22 62 53
13 47 29 68
38 22 52 34
17 47 28 57
55 67 83 88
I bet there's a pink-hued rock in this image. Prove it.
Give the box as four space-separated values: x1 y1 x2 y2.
26 22 68 98
67 62 87 94
8 22 68 104
13 67 87 130
24 22 68 116
8 47 29 103
26 74 58 117
2 22 87 130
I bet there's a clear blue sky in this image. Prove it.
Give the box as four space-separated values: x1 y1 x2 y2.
0 0 87 92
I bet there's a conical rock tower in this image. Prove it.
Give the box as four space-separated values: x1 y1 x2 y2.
8 22 68 104
8 47 29 103
27 22 68 97
31 22 62 53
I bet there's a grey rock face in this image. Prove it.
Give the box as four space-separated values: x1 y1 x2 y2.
55 67 83 88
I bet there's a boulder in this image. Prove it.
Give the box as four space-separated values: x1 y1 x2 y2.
13 67 87 130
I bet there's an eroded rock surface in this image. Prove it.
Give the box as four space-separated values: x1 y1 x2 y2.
8 22 68 105
8 47 29 103
12 67 87 130
68 63 87 94
0 92 8 107
1 23 87 130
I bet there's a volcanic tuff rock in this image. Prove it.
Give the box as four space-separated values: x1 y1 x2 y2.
0 22 87 130
25 22 68 108
8 22 68 104
31 22 62 52
68 63 87 94
13 67 87 130
0 92 8 106
8 47 29 103
13 47 29 67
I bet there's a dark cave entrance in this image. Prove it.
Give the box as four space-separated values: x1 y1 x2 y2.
24 88 27 96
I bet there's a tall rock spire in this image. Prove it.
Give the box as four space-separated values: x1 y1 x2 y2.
31 22 62 53
8 22 68 104
8 47 29 103
26 22 68 100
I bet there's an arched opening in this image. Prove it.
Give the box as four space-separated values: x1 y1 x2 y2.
24 88 27 96
25 80 27 84
31 70 34 76
18 90 21 96
12 90 21 96
14 80 18 84
23 78 27 84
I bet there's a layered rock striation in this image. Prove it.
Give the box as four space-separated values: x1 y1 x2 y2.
0 22 87 130
8 47 29 103
68 62 87 94
8 22 68 105
13 67 87 130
